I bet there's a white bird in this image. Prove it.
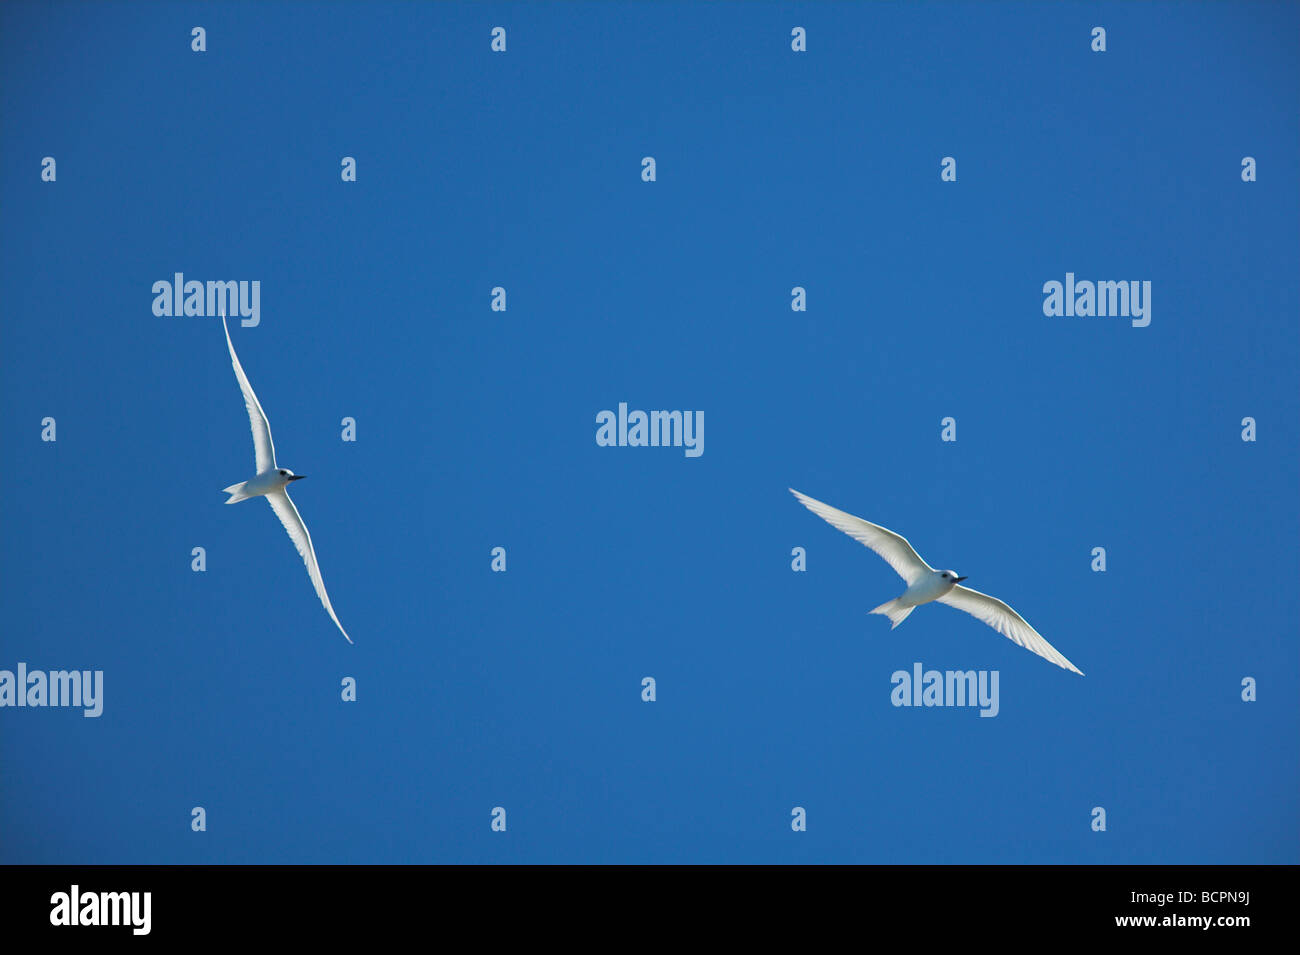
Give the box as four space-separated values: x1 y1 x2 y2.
220 310 352 644
790 488 1081 674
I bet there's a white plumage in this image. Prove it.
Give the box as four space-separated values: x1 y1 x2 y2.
790 488 1081 674
221 311 352 645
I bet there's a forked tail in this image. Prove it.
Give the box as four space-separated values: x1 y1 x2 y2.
223 481 253 504
870 598 915 630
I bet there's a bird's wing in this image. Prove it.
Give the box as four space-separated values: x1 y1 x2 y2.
266 488 353 644
223 311 276 474
938 584 1082 675
789 488 933 584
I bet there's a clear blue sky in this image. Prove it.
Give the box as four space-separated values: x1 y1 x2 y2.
1 1 1296 864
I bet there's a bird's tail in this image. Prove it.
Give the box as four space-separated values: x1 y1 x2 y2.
870 598 915 630
222 481 253 504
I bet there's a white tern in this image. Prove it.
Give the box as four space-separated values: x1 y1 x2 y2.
220 311 353 644
790 488 1081 674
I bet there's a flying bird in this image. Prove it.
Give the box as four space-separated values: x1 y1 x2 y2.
789 488 1081 674
220 310 353 644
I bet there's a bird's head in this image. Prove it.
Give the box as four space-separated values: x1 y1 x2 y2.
276 468 307 485
938 570 968 586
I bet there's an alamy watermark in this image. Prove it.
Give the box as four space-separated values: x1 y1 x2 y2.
1042 272 1151 327
891 662 999 717
0 663 103 717
50 885 150 935
595 402 703 457
152 273 261 326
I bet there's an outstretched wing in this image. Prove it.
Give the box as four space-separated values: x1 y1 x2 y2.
939 585 1082 675
266 488 353 644
223 311 276 473
789 488 933 584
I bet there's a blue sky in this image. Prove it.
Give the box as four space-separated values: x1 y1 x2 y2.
1 1 1296 864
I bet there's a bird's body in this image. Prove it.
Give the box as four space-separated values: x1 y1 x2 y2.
222 466 301 504
880 570 963 623
221 311 353 644
789 488 1082 674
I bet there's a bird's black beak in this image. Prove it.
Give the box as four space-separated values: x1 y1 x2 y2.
288 475 307 481
953 576 968 583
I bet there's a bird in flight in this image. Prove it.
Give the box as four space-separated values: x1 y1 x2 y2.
220 310 353 644
789 488 1081 674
